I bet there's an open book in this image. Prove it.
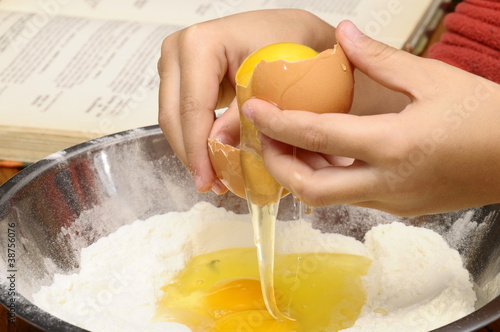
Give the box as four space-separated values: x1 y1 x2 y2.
0 0 447 163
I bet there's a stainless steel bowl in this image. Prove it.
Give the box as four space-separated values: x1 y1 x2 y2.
0 125 499 331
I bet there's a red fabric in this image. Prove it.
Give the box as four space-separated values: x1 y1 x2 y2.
427 0 500 84
466 0 500 10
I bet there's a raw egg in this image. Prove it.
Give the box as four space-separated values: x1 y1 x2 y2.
208 42 354 204
154 247 371 331
208 138 289 200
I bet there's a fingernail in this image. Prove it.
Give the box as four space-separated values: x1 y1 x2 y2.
213 133 229 144
241 102 254 122
341 20 363 42
212 179 227 195
194 175 205 192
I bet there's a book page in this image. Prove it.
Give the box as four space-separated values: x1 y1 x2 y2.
0 11 180 138
0 0 435 48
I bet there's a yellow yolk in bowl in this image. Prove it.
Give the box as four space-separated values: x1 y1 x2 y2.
154 248 371 331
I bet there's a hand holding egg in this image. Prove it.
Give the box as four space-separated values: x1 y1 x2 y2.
159 11 500 216
209 42 354 204
244 20 500 216
157 9 338 194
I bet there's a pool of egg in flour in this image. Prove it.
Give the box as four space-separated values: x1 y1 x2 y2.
154 247 371 331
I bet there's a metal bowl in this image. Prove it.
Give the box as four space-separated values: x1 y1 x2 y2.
0 125 499 331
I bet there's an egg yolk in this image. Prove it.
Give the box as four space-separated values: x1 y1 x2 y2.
154 247 371 331
235 42 319 87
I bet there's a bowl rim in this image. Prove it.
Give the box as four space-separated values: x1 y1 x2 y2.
0 125 161 206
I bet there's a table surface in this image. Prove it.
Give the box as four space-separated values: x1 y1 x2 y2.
1 18 499 332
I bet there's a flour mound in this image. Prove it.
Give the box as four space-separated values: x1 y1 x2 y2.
342 222 476 331
33 202 476 332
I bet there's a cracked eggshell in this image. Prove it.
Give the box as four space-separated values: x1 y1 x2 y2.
208 43 354 199
246 43 353 114
208 138 289 200
208 138 246 199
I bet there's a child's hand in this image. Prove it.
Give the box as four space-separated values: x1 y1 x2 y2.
158 9 336 193
242 20 500 216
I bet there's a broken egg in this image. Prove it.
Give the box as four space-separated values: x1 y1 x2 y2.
208 138 246 199
208 138 289 200
155 247 371 331
237 42 354 114
208 42 354 202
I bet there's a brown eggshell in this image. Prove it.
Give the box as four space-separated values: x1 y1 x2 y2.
247 43 353 114
208 138 289 201
208 138 246 199
210 43 354 203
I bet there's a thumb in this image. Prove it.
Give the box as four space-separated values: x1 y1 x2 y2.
336 20 427 97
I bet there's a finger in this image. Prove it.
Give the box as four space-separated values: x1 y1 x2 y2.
242 98 396 162
158 47 187 164
160 48 224 194
210 98 241 147
263 141 339 171
293 148 332 170
336 20 433 99
177 40 228 192
322 154 355 167
207 99 240 196
216 77 236 110
260 135 378 207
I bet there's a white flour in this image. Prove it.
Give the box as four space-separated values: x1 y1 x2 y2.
33 202 476 331
343 222 476 332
